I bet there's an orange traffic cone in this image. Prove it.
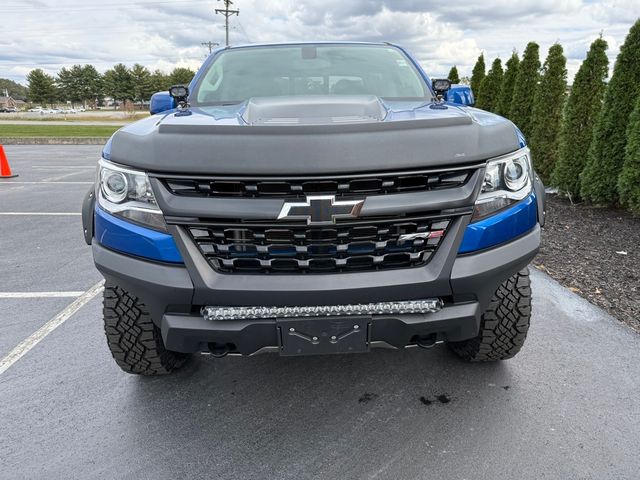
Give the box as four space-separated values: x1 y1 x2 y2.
0 145 18 178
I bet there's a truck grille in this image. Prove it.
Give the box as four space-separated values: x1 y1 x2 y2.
163 168 472 199
186 216 451 274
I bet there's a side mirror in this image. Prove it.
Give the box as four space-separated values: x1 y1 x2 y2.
150 92 176 115
444 85 475 107
432 79 452 98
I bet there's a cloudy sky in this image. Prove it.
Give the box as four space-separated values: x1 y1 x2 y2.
2 0 639 85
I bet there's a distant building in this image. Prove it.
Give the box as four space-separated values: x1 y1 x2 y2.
0 96 18 109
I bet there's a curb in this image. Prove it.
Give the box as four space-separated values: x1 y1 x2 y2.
0 137 108 145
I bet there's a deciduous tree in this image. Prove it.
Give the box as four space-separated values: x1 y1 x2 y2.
0 78 28 100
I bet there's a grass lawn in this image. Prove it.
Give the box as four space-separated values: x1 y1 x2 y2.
0 124 120 137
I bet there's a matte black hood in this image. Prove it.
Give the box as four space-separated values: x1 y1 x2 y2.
107 97 521 175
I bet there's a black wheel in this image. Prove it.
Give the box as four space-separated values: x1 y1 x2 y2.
103 284 189 375
449 268 532 361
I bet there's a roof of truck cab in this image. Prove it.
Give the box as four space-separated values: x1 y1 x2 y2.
222 41 396 50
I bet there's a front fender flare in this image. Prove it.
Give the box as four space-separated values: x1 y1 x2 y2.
82 187 95 245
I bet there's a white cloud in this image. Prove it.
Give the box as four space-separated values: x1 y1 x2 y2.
0 0 637 84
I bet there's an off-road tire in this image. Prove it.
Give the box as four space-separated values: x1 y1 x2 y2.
103 284 189 375
449 268 531 361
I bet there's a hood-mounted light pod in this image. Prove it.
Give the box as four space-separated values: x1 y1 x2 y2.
430 78 451 110
169 85 192 117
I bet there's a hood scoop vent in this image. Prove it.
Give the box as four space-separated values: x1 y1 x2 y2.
241 95 388 126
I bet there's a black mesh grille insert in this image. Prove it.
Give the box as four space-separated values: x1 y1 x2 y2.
187 217 451 274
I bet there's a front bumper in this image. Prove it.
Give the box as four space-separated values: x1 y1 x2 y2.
92 223 540 354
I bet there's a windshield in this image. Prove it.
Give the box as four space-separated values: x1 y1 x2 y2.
193 44 431 105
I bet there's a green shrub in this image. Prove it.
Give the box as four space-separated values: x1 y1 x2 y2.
529 44 568 181
509 42 540 138
618 94 640 214
476 58 503 112
552 38 608 198
495 51 519 118
447 66 460 84
470 53 486 102
581 19 640 205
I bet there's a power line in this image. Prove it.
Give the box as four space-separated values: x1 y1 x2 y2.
234 18 252 44
215 0 239 47
201 41 220 55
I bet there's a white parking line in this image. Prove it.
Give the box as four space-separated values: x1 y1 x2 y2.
0 280 105 376
0 292 86 298
32 166 94 169
0 212 81 216
42 170 92 182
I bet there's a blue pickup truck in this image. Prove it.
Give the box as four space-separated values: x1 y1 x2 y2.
83 42 545 375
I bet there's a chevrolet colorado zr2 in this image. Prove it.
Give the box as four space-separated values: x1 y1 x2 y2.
82 42 545 375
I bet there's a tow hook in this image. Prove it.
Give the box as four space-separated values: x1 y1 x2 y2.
416 334 439 349
207 342 233 358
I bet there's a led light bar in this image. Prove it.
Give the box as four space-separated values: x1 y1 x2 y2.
202 299 443 321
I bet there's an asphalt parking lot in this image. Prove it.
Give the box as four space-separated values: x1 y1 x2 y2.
1 145 640 479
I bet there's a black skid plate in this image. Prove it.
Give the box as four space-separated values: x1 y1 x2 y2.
277 317 371 356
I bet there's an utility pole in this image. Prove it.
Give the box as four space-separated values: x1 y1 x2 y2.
201 41 220 55
215 0 239 46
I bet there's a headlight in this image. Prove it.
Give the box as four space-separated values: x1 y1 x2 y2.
472 148 533 221
97 159 167 231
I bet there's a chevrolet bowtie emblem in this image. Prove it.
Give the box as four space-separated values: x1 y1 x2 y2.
277 195 365 225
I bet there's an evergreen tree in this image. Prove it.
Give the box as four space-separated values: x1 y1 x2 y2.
55 66 73 103
470 53 485 102
618 94 640 213
495 51 519 118
56 65 85 107
103 63 133 107
581 19 640 205
149 69 170 93
447 66 460 84
130 64 153 106
82 65 103 108
26 68 56 105
509 42 541 138
168 67 196 86
551 38 608 198
529 44 568 181
476 57 503 112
